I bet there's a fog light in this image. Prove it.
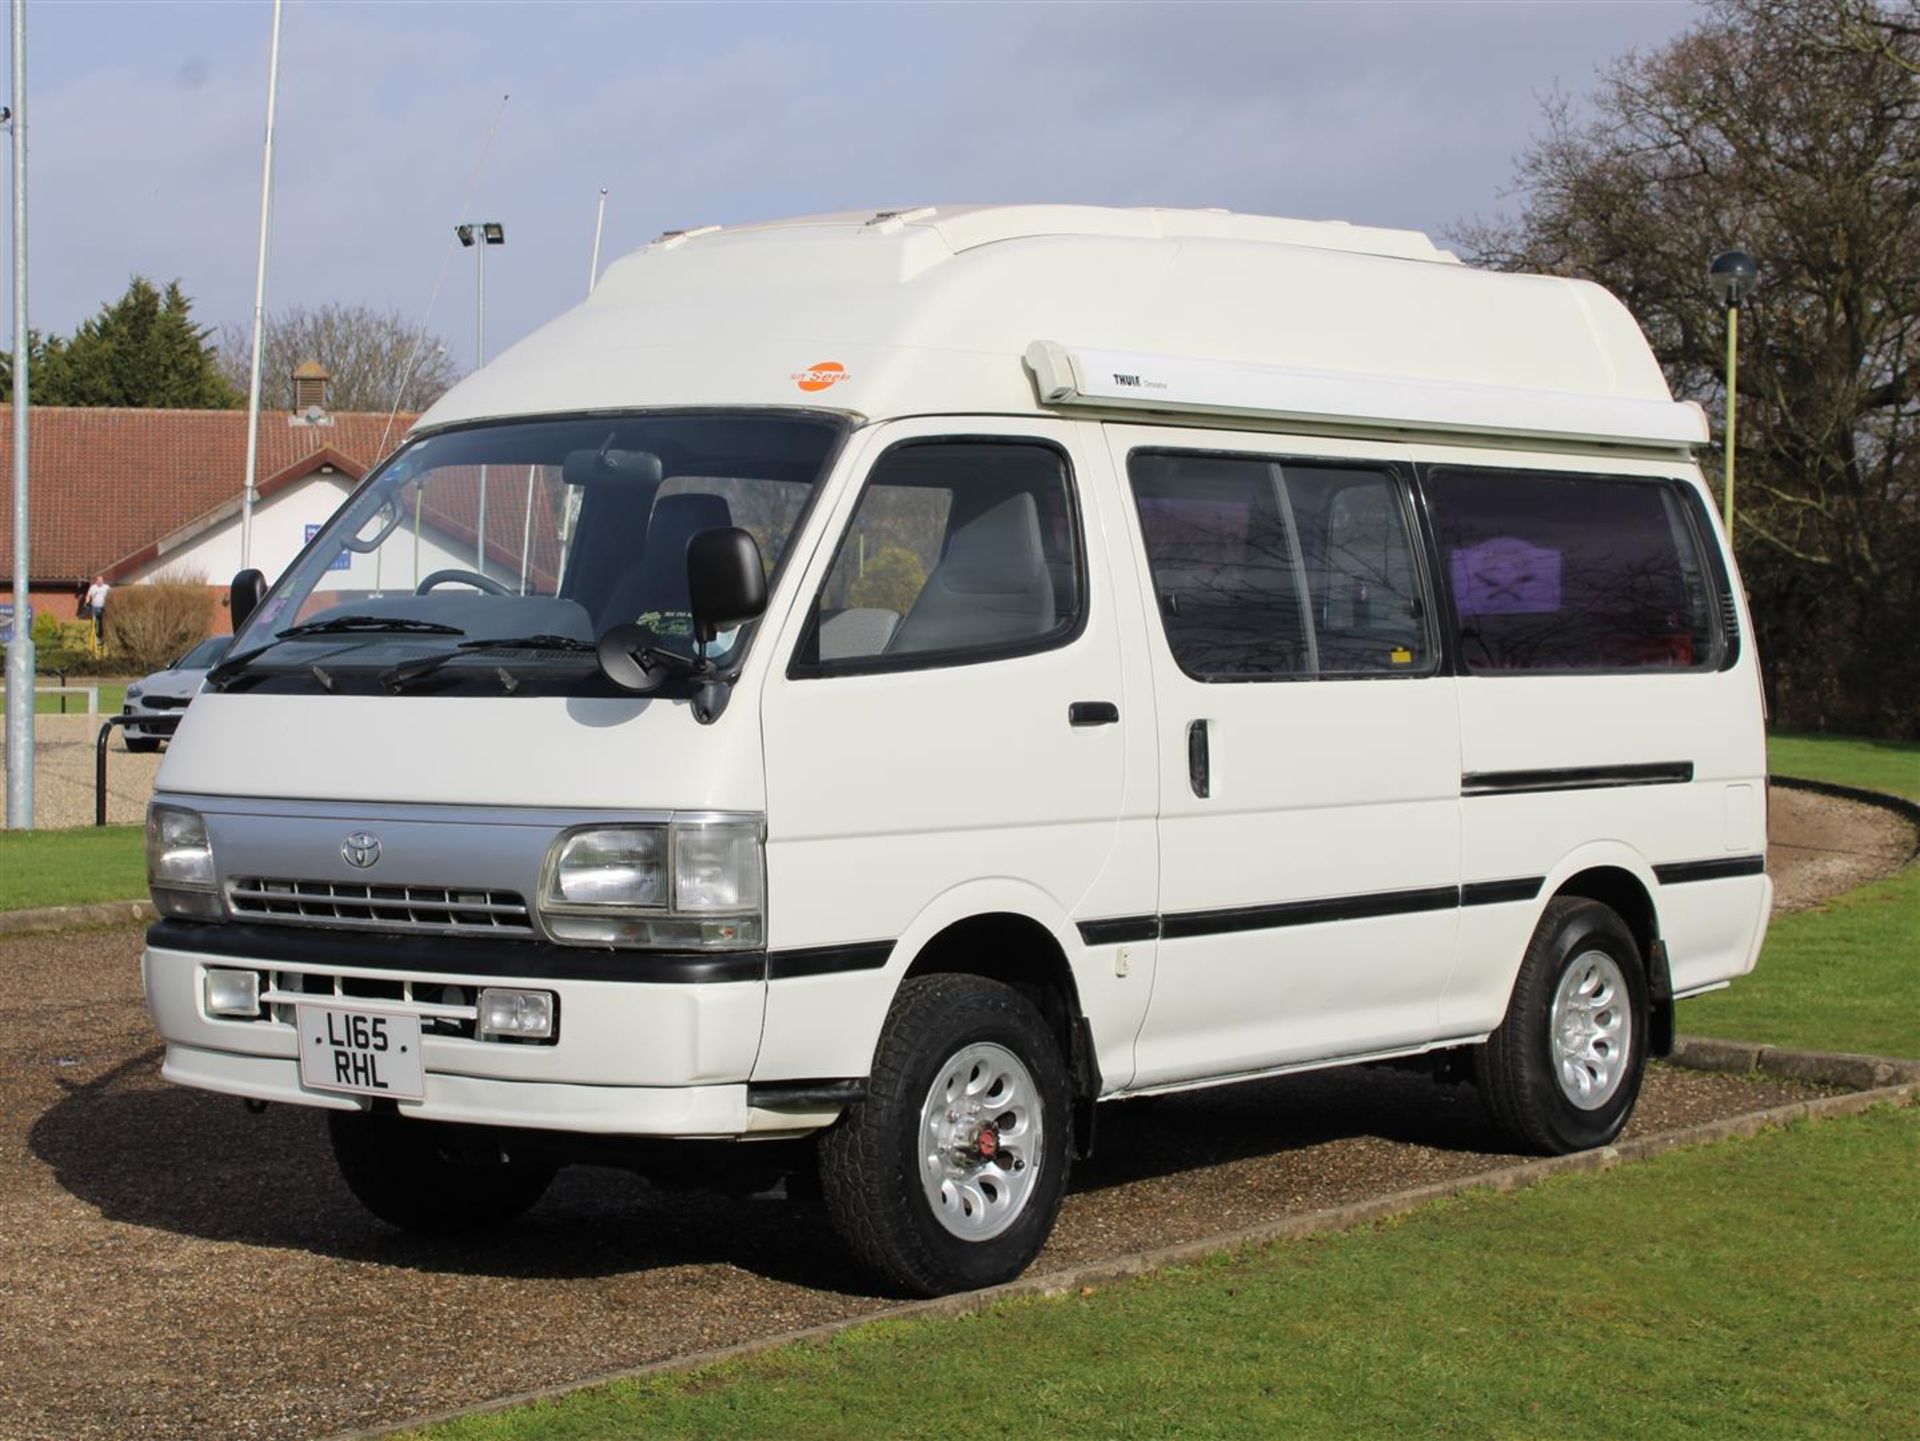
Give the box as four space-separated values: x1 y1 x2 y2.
204 967 261 1018
477 988 554 1041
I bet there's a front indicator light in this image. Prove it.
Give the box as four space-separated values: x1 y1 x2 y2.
477 989 555 1041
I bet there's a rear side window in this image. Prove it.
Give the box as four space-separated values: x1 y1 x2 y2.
1425 468 1716 672
795 439 1082 674
1128 451 1431 680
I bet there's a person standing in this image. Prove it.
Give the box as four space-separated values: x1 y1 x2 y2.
83 575 110 644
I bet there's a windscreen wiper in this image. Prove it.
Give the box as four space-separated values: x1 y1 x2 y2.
379 634 598 692
207 615 467 687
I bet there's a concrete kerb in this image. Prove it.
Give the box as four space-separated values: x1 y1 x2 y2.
320 1046 1920 1441
0 898 154 936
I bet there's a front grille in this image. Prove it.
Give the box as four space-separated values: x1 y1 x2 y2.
228 878 534 938
141 695 193 711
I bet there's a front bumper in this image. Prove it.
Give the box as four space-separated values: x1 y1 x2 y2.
143 923 779 1137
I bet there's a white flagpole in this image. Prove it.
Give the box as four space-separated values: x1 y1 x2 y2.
239 0 283 572
588 187 607 295
5 0 32 829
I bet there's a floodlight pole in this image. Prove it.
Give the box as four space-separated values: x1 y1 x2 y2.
5 0 31 829
239 0 283 573
474 236 485 570
1722 304 1739 540
1708 249 1756 545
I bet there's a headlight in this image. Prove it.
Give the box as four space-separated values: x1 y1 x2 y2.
548 827 666 907
148 803 224 921
540 815 763 951
148 804 214 887
126 684 145 700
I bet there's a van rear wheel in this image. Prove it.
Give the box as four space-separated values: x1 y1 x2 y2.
819 974 1071 1297
327 1111 557 1233
1477 897 1649 1155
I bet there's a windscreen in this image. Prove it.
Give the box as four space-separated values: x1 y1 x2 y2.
227 411 842 695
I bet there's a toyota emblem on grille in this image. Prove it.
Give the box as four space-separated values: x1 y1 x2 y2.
341 832 382 869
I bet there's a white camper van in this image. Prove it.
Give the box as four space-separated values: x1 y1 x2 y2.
142 206 1770 1295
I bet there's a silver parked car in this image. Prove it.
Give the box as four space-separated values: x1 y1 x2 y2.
122 634 231 752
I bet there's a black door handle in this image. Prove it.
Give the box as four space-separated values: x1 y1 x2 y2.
1069 701 1120 727
1188 719 1210 798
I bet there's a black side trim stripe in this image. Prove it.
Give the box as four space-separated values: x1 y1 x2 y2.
1161 884 1460 939
1463 762 1694 797
767 940 894 980
1078 876 1546 947
1077 915 1161 945
1461 876 1546 907
1655 855 1767 885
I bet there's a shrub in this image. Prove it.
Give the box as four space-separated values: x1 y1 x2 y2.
846 544 928 616
103 571 215 673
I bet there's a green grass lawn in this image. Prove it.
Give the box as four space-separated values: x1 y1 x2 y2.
0 825 145 911
30 681 130 715
1769 731 1920 802
407 1104 1920 1441
1683 864 1919 1056
1686 729 1920 1057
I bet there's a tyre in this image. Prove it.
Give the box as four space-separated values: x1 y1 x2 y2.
327 1111 557 1233
1477 896 1649 1155
819 974 1072 1296
125 736 162 753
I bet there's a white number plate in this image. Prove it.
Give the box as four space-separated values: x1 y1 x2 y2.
296 1003 425 1100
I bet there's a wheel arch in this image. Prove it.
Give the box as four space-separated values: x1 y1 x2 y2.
1544 858 1673 1056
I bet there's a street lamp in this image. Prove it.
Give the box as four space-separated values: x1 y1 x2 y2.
1709 249 1757 541
456 221 505 570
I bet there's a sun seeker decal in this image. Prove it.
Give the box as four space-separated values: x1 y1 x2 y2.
793 361 849 392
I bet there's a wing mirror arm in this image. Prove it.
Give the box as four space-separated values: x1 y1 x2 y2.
595 527 768 724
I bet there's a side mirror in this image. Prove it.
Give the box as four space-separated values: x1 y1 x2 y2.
230 569 267 630
686 527 767 644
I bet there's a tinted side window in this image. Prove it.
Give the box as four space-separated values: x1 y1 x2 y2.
1284 465 1431 674
1425 469 1716 672
1128 453 1431 679
800 440 1082 672
1129 453 1312 678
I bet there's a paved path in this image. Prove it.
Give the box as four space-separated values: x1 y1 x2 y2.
0 713 161 828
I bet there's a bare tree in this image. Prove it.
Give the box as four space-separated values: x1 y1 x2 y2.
1453 0 1920 738
217 304 464 414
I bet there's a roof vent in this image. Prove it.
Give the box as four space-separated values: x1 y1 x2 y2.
291 360 329 411
864 206 936 234
650 224 722 251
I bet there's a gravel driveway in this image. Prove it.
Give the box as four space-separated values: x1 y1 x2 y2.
0 791 1910 1440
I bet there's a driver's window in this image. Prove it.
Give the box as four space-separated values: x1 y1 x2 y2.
795 438 1082 675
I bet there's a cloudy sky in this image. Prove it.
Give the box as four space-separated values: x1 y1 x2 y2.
8 0 1699 375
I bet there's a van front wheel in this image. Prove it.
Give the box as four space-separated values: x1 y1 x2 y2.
819 974 1072 1297
1477 897 1649 1155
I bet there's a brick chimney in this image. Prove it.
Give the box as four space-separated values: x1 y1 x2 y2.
289 360 333 426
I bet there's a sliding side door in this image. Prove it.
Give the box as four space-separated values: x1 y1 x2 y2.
1107 427 1463 1088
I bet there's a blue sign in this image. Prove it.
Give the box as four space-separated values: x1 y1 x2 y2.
306 524 352 572
0 601 28 646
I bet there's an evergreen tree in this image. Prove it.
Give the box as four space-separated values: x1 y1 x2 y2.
12 277 240 408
